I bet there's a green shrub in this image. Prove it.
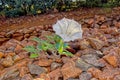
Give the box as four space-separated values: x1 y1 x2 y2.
0 0 120 17
23 35 73 58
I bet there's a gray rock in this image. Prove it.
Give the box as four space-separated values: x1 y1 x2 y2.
0 68 19 80
95 51 104 58
67 78 79 80
94 24 100 28
88 38 104 50
5 30 15 38
79 72 92 80
5 72 19 80
107 38 117 43
81 54 105 68
4 75 20 80
7 46 15 52
75 58 92 71
51 62 62 70
28 64 46 75
21 74 33 80
114 75 120 80
12 77 21 80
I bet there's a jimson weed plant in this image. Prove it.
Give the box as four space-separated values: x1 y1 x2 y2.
23 34 73 58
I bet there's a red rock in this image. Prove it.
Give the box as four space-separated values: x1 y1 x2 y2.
14 44 23 54
117 41 120 47
0 32 5 38
34 78 49 80
14 36 24 41
75 50 82 57
88 67 102 79
4 39 20 47
55 58 62 63
103 51 118 67
0 38 9 43
114 75 120 80
0 31 6 36
88 19 94 25
28 36 37 40
40 31 52 39
31 31 38 36
104 27 118 35
0 68 19 80
35 26 44 32
0 64 4 71
0 52 4 59
38 59 53 67
48 68 61 80
12 32 23 37
95 15 105 23
1 56 14 67
69 41 80 50
62 57 73 64
24 34 30 38
98 68 120 80
98 58 110 67
61 61 82 80
99 16 105 22
67 47 76 54
23 28 35 34
13 55 22 62
111 27 119 35
19 67 29 77
114 22 120 28
21 74 33 80
0 35 4 38
37 73 50 80
5 31 14 38
4 52 16 57
85 19 94 25
88 48 120 80
79 39 90 50
0 59 29 80
100 25 108 29
88 38 104 50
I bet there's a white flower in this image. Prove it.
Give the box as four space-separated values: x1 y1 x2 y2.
53 18 83 42
72 0 77 2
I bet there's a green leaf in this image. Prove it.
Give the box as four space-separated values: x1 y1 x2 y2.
41 40 55 50
46 35 54 41
41 44 48 51
54 35 62 42
37 44 42 51
62 51 73 57
32 37 41 43
56 39 64 53
55 43 59 49
63 43 69 48
30 53 39 58
23 46 37 53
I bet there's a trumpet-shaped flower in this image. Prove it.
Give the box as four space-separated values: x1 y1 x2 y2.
53 18 83 42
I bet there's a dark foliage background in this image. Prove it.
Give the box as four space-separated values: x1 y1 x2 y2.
0 0 120 17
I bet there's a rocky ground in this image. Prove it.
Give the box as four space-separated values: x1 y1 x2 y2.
0 7 120 80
